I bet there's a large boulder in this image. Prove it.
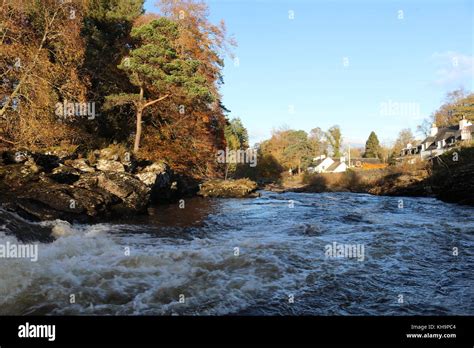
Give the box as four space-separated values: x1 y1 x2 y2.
198 179 259 198
93 171 150 213
98 147 121 161
135 162 174 202
22 158 40 175
135 162 169 186
12 175 118 221
0 162 38 188
89 145 136 173
75 172 150 214
0 148 176 223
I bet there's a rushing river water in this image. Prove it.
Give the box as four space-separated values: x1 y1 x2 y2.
0 191 473 315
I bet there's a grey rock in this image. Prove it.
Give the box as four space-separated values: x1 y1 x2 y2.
66 158 95 173
96 159 125 172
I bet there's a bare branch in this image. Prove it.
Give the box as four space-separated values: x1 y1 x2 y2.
142 94 170 109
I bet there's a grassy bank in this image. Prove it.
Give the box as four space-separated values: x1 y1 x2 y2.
265 146 473 205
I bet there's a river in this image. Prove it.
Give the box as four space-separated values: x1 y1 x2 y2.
0 191 473 315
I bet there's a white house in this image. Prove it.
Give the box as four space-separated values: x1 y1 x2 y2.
308 155 348 173
400 117 473 160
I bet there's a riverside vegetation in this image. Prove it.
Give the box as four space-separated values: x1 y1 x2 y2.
265 146 474 206
0 0 473 228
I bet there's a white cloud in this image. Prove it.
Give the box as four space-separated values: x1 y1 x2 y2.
431 51 474 87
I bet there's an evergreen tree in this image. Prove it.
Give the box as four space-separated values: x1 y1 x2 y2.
105 18 212 152
363 131 381 158
82 0 145 141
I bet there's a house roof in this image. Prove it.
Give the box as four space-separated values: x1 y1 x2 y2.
422 125 458 148
312 159 324 167
422 135 436 144
326 160 343 172
312 157 332 167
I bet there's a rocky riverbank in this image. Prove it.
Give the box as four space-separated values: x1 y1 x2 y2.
1 145 471 224
0 147 264 223
0 147 187 222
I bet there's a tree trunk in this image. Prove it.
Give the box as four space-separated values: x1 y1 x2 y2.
224 163 229 180
134 107 143 152
133 87 145 153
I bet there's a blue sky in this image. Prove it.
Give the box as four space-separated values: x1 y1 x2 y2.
145 0 473 146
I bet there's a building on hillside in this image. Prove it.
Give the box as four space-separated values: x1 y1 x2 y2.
307 155 348 173
399 117 473 160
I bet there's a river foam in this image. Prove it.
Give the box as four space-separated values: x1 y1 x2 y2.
0 192 473 315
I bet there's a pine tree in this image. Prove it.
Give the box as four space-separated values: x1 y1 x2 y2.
364 131 381 158
105 18 212 152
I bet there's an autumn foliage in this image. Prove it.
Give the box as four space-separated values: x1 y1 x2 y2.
0 0 234 178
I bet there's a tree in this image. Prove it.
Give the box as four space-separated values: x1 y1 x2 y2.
0 0 91 148
227 117 248 149
81 0 145 141
326 125 343 157
363 131 381 158
434 91 474 127
135 0 233 177
390 128 415 163
156 0 236 98
417 118 432 137
223 117 249 179
106 18 212 152
378 144 391 163
350 147 363 159
308 127 328 157
258 128 312 173
82 0 144 100
418 89 474 132
283 130 312 173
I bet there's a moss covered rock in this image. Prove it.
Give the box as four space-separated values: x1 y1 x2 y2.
198 179 259 198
